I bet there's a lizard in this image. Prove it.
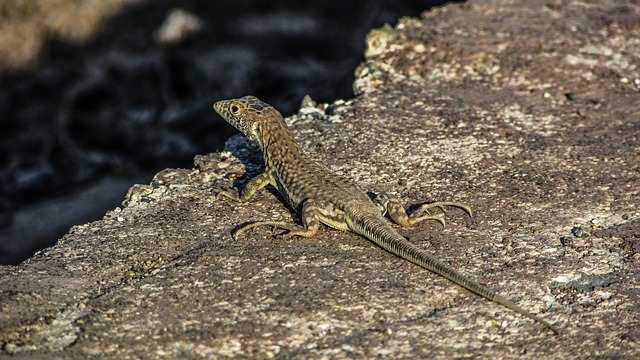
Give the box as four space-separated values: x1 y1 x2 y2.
213 95 559 335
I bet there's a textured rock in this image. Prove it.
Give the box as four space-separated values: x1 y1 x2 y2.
1 0 639 358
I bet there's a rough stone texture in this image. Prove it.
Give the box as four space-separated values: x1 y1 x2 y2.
1 0 639 358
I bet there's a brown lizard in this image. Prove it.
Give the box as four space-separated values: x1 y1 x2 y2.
213 95 559 334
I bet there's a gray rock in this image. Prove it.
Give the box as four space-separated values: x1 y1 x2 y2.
2 0 639 358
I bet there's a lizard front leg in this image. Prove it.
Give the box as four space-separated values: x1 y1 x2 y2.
232 199 347 239
371 192 472 228
216 172 273 202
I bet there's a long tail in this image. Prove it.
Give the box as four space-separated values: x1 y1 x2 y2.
351 213 560 334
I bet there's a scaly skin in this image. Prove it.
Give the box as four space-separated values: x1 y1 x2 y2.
213 95 559 334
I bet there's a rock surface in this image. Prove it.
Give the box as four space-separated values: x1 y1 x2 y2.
1 0 639 358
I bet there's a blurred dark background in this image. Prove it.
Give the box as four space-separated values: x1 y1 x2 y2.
0 0 458 265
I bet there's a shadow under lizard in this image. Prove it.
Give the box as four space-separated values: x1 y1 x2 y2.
213 95 559 335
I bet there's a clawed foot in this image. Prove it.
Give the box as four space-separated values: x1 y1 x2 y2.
213 179 241 201
411 201 473 228
232 221 316 240
370 191 472 228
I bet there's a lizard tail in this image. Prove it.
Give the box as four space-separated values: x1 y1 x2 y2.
351 213 560 335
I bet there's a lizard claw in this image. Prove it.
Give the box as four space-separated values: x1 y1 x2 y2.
412 212 446 228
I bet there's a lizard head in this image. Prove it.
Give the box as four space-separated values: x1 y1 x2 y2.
213 95 283 147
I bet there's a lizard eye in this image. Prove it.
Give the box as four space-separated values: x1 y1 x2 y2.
230 104 241 115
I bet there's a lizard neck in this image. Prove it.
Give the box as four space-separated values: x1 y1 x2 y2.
259 119 308 171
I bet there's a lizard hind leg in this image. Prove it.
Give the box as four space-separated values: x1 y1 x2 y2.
232 220 303 240
370 192 472 228
232 199 327 239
